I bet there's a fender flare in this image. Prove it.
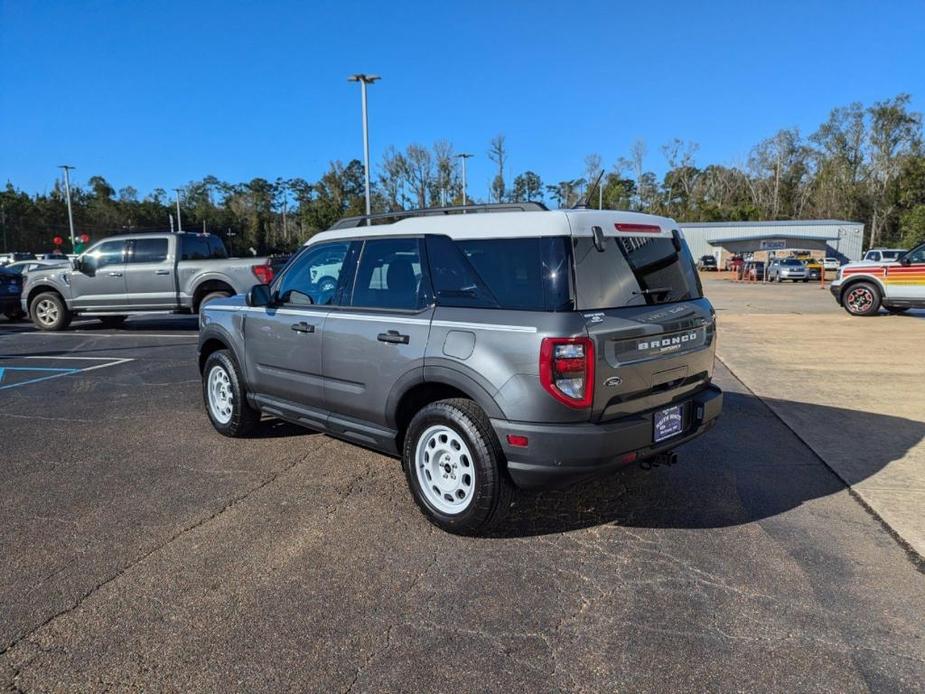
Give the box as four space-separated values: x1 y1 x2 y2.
837 274 886 303
384 362 506 431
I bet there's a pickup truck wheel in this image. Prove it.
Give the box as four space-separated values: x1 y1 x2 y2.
843 282 881 317
403 398 513 535
198 291 231 312
203 349 260 436
98 315 127 328
30 292 71 331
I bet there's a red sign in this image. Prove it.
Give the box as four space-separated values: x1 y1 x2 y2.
53 235 64 246
79 233 90 243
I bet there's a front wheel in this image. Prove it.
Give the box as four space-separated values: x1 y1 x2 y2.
30 292 71 331
403 399 513 535
843 282 882 317
202 349 260 436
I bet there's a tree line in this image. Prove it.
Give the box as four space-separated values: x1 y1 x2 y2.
2 93 923 255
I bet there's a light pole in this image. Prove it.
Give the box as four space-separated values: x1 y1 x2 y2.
173 188 183 231
58 165 77 249
456 153 473 207
347 73 380 222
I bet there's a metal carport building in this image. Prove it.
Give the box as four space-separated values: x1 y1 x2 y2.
678 220 864 264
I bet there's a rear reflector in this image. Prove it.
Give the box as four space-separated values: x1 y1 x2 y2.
506 434 529 447
615 223 661 234
619 451 638 464
252 264 274 284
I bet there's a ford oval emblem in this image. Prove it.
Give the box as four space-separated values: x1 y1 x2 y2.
604 376 623 387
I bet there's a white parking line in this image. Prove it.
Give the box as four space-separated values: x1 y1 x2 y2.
0 356 135 390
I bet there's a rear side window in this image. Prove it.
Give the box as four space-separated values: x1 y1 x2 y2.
130 238 168 263
574 233 702 309
426 236 573 311
350 238 427 311
180 235 225 260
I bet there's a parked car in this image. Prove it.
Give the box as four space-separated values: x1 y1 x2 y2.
197 204 723 534
697 255 718 271
822 257 841 271
0 266 25 320
831 242 925 316
0 252 35 267
799 258 822 280
743 260 765 281
862 248 907 263
21 232 275 331
767 258 809 282
2 259 69 276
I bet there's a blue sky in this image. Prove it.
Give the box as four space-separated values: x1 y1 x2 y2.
2 0 923 198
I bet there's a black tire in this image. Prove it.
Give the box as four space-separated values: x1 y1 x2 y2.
886 306 909 315
3 309 24 322
402 398 514 535
198 291 231 312
98 315 127 328
30 291 71 331
802 278 809 283
842 282 882 317
202 349 260 436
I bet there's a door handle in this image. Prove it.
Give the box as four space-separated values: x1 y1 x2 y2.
107 272 123 277
377 330 410 344
155 269 170 275
291 321 315 334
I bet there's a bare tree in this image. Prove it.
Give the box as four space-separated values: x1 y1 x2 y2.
488 134 507 203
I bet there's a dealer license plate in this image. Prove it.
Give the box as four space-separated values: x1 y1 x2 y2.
654 405 684 443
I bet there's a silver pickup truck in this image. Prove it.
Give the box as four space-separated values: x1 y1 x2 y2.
21 232 275 330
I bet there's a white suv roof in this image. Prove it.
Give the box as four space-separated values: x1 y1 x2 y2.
307 209 679 245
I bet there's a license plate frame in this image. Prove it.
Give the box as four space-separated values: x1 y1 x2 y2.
653 404 684 443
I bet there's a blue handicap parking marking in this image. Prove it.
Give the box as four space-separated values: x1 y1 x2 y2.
0 365 82 390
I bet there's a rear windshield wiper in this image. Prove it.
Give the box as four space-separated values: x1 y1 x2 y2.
632 287 672 296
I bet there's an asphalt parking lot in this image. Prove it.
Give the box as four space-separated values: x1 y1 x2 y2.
1 299 924 692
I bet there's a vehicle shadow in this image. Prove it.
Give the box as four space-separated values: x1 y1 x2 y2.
74 316 200 331
486 390 925 538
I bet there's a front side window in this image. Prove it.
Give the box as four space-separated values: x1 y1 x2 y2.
273 242 349 306
82 240 125 272
905 245 925 264
350 238 426 311
130 238 169 264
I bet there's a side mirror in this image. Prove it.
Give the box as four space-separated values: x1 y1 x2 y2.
900 256 911 266
71 257 81 272
247 283 271 307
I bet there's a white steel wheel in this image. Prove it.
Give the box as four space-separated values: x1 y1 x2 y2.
207 364 234 424
35 298 59 327
415 424 476 515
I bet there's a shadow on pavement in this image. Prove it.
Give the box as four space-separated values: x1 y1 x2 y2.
487 389 925 538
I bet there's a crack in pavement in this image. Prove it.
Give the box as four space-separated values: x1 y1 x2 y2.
0 436 338 689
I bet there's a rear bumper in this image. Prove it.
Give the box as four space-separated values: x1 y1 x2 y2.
492 385 723 489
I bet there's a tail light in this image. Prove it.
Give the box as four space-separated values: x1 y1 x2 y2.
251 264 274 284
539 337 594 409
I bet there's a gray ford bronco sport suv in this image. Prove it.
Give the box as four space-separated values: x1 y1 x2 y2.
198 203 722 534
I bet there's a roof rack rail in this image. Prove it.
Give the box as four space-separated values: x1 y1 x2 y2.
329 202 548 230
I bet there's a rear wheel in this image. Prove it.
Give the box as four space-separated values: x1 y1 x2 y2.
202 349 260 436
843 282 882 317
30 292 71 331
403 398 513 535
198 291 231 312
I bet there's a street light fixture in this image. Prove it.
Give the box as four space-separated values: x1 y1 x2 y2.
173 188 183 231
455 153 473 207
58 165 77 249
347 74 380 222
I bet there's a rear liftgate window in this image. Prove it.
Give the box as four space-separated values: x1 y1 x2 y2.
573 233 702 309
426 236 574 311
